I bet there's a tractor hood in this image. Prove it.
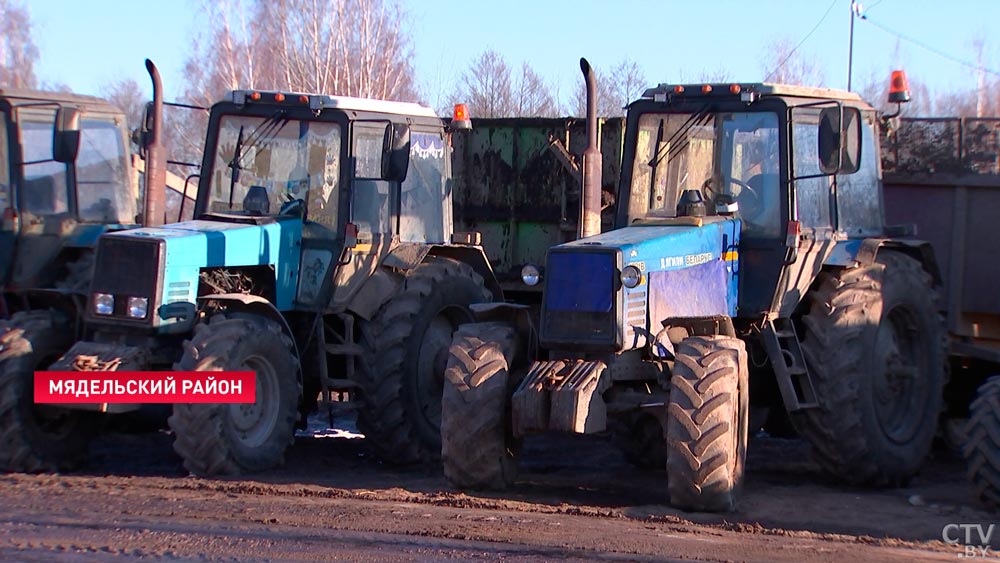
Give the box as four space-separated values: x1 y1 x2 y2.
87 218 303 329
540 218 741 351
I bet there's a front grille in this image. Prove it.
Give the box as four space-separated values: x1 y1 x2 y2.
91 236 162 317
540 249 619 349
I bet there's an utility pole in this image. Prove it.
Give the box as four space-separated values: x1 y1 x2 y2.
847 1 860 91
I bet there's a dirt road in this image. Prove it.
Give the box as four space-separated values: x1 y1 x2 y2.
0 418 995 562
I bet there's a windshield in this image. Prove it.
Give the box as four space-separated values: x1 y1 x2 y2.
628 111 781 237
76 115 135 223
206 113 342 227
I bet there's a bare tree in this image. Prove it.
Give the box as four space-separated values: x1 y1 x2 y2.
513 64 557 117
761 37 825 86
184 0 419 106
609 58 647 113
0 0 39 89
456 50 513 118
101 79 146 134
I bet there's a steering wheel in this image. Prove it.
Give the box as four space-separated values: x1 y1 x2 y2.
728 177 762 218
701 177 762 218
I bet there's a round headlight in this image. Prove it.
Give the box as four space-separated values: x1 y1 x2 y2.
127 297 149 319
520 264 541 286
93 293 114 315
621 265 642 288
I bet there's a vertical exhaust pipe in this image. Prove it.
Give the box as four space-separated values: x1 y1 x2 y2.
142 59 166 227
579 58 602 239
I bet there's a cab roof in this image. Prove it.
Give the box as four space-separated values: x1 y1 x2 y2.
226 90 439 118
641 82 867 105
0 87 125 113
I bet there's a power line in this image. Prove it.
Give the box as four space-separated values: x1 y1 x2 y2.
860 13 1000 79
764 0 839 82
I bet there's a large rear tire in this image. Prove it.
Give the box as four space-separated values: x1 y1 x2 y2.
793 251 946 486
357 257 491 464
0 310 95 472
441 322 519 490
168 314 299 476
963 376 1000 510
666 335 749 512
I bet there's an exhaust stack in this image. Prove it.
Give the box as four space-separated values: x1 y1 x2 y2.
142 59 166 227
578 58 603 239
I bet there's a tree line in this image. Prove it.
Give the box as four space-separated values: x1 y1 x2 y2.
3 0 999 126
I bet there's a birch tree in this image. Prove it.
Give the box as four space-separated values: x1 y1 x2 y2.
0 0 39 89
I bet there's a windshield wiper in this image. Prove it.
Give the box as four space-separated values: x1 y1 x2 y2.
648 106 712 170
224 110 288 210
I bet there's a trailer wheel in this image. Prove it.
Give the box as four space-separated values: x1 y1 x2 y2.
0 310 96 472
963 376 1000 510
169 314 299 476
794 251 946 486
358 257 492 464
666 335 748 512
441 322 519 489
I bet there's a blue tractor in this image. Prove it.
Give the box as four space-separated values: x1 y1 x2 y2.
20 90 500 475
440 60 946 512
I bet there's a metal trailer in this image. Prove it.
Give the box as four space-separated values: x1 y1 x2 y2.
880 117 1000 510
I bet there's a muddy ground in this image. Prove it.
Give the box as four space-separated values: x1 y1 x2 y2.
1 415 997 562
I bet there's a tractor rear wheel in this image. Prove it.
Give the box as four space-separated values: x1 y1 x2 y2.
441 322 519 490
793 251 945 486
358 257 491 464
963 376 1000 510
0 310 96 472
169 314 299 476
666 335 748 512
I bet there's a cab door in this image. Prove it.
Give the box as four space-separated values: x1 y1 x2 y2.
0 111 14 286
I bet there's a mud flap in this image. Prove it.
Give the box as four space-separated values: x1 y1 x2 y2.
511 360 609 436
48 341 151 413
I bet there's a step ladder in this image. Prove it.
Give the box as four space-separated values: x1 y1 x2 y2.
761 318 818 411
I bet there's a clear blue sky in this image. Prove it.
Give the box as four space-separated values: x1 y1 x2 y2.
28 0 1000 110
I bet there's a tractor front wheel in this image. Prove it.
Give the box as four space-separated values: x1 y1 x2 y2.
665 335 749 512
441 322 519 490
169 314 299 476
963 376 1000 510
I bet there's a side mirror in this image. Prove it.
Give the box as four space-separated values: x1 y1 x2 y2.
381 123 410 183
52 106 81 163
818 106 861 175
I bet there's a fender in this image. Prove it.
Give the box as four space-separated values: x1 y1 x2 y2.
198 293 303 386
469 302 538 365
346 243 504 321
824 238 942 284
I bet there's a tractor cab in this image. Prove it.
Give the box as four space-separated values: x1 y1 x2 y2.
616 82 874 318
0 89 136 298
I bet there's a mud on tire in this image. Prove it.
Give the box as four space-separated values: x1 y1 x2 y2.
666 335 748 512
0 310 96 472
358 257 492 465
441 322 519 490
168 314 299 476
793 251 946 486
964 376 1000 510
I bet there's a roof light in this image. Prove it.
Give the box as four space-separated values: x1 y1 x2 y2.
701 84 713 94
274 93 285 102
888 70 911 104
452 103 472 130
299 95 309 104
729 84 741 94
673 85 685 94
249 91 261 101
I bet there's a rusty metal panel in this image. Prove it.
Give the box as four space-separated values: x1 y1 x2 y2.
452 117 624 281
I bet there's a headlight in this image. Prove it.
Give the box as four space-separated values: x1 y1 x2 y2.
621 265 642 288
520 264 541 286
93 293 114 315
127 297 149 319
